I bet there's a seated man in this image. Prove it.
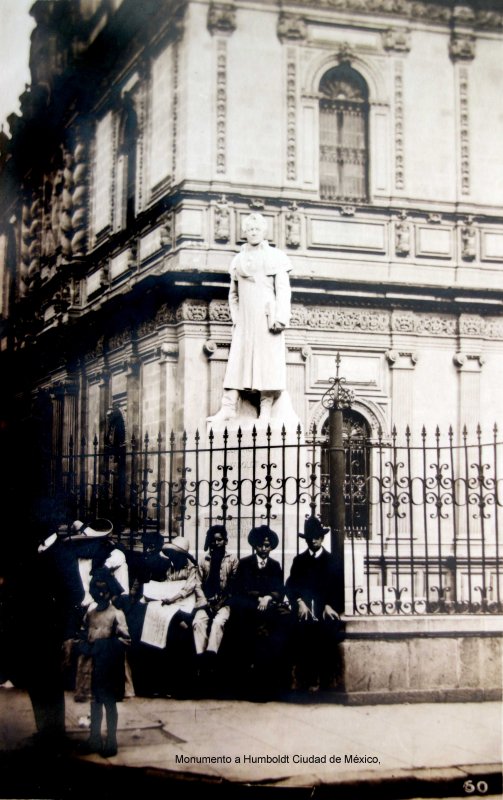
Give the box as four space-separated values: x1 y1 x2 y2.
192 526 239 681
225 525 291 699
286 516 345 693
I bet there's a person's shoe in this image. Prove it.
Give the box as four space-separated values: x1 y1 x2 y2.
101 743 118 758
80 736 102 754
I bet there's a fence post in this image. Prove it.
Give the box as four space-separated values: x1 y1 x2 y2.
322 354 354 614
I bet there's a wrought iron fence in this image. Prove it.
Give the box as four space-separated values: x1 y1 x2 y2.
51 422 503 615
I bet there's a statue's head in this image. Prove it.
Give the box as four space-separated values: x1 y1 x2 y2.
243 213 267 245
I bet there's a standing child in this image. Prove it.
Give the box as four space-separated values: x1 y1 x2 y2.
80 567 131 756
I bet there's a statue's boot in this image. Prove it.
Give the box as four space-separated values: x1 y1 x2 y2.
207 390 238 423
258 392 276 424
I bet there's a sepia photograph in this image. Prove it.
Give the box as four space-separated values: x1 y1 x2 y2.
0 1 502 798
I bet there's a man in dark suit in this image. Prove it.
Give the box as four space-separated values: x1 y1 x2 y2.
286 516 345 693
226 525 290 699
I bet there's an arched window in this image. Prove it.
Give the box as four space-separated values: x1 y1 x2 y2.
319 64 369 202
321 409 371 539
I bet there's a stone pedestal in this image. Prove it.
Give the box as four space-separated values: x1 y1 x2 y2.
205 390 305 570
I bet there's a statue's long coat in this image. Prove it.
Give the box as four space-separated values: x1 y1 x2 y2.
223 241 292 392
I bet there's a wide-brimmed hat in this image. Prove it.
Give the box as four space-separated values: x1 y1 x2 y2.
204 524 228 551
299 516 329 540
162 535 190 554
60 518 113 540
248 525 279 551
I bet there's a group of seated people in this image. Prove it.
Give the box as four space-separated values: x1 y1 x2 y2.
38 515 345 702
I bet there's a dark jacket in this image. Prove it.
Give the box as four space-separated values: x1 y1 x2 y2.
232 554 284 611
286 548 339 619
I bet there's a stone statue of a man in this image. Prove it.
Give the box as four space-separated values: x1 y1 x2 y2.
209 213 292 424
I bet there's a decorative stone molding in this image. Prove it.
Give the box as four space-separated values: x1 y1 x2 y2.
459 315 485 337
209 300 231 322
289 304 308 327
340 205 356 216
286 48 297 181
108 328 132 351
382 28 411 52
394 60 404 190
392 313 457 336
308 396 385 437
449 33 476 61
385 350 418 369
277 12 307 43
452 4 476 25
285 202 301 248
302 307 389 332
395 211 411 256
156 304 177 326
214 195 230 242
84 336 105 362
160 217 173 248
458 67 470 195
172 44 179 180
137 319 158 338
176 299 208 322
207 2 236 36
300 345 312 361
158 342 179 360
453 352 485 371
427 213 442 224
461 217 476 261
60 149 74 261
203 339 218 357
336 42 355 64
71 136 88 257
279 0 503 29
216 40 227 175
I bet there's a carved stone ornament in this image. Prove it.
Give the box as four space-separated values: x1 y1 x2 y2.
285 203 301 248
449 33 476 61
176 299 208 322
209 300 231 322
461 217 476 261
214 195 230 242
203 339 218 357
395 211 411 256
382 28 411 52
277 12 307 43
392 312 457 336
207 2 236 36
453 352 485 370
337 42 355 64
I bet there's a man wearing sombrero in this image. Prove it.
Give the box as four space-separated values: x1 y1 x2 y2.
286 516 345 693
226 525 291 700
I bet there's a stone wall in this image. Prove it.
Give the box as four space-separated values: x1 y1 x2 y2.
341 615 503 703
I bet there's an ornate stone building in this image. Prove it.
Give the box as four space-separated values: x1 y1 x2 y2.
0 0 502 531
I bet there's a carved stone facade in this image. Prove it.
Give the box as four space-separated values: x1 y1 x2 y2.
0 0 501 466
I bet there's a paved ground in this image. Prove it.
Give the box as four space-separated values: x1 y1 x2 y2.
0 687 501 799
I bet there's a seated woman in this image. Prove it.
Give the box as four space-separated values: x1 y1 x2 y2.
128 535 200 698
224 525 291 700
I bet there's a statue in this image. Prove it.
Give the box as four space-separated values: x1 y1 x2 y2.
208 213 292 425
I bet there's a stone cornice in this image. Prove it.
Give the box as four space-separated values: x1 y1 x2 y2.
270 0 503 31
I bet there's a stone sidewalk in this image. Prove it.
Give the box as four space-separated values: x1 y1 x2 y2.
0 688 501 798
